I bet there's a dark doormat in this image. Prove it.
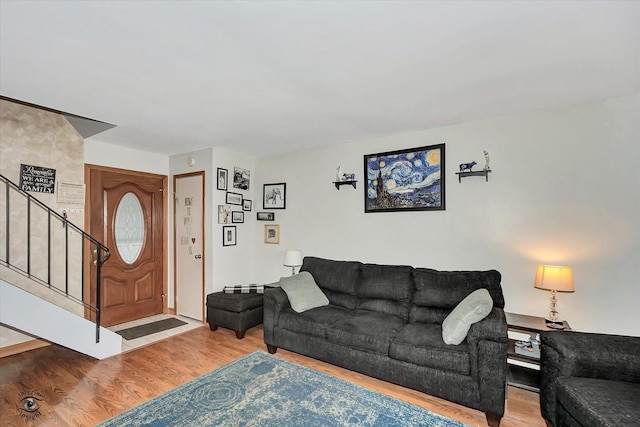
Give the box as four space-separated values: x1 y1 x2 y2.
116 318 188 340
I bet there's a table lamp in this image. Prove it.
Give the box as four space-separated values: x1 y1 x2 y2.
534 265 574 329
284 250 303 276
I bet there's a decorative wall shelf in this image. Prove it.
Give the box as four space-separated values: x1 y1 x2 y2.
455 170 491 183
333 180 357 190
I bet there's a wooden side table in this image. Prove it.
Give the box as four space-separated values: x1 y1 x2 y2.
505 312 571 392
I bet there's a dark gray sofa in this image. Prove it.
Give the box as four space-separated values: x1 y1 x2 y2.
540 331 640 426
263 257 508 426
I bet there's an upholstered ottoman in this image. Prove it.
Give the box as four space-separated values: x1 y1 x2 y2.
206 292 264 339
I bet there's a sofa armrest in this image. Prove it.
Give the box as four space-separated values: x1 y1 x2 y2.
467 308 509 343
540 331 640 425
263 287 291 345
466 308 508 416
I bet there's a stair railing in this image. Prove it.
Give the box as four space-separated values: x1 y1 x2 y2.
0 173 109 343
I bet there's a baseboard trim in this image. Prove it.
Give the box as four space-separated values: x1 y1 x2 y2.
0 339 50 358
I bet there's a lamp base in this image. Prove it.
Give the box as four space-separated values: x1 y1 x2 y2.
545 319 566 330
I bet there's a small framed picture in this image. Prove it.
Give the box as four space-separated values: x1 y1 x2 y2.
217 168 228 191
263 183 286 209
232 211 244 223
257 212 274 221
264 224 280 244
226 191 243 205
218 205 231 224
233 166 250 191
222 226 237 246
243 199 252 211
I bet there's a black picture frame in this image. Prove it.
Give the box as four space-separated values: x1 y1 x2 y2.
226 191 242 205
364 143 445 213
217 168 228 191
257 212 275 221
233 166 250 191
232 211 244 223
222 226 237 246
263 183 286 209
218 205 231 224
242 199 252 211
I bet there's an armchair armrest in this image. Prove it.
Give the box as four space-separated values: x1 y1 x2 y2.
540 331 640 425
542 331 640 382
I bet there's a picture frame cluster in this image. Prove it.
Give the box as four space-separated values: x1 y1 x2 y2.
217 167 285 247
218 167 251 247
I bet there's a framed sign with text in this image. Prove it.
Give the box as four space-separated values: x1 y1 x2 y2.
20 164 56 194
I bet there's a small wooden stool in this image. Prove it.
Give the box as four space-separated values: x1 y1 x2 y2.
206 292 264 339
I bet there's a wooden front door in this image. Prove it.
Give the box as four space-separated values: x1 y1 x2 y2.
86 165 166 327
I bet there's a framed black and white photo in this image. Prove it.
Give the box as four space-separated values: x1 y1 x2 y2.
222 226 237 246
243 199 252 211
218 205 232 224
257 212 274 221
263 183 286 209
264 224 280 244
226 191 243 205
232 211 244 223
233 166 250 190
217 168 228 191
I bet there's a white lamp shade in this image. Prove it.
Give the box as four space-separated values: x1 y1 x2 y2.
284 250 303 267
534 265 575 292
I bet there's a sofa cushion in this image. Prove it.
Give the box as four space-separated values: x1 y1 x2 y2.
278 305 351 338
412 268 504 311
279 272 329 313
326 310 405 355
390 323 470 375
442 288 493 345
300 257 360 309
409 306 449 325
357 264 413 320
556 377 640 426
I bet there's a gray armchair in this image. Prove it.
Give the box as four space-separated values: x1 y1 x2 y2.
540 331 640 426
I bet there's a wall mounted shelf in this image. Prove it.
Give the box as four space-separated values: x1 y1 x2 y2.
333 180 357 190
455 170 491 183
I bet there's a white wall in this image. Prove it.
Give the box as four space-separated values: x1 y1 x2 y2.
169 147 256 305
208 148 257 291
84 139 169 175
253 93 640 337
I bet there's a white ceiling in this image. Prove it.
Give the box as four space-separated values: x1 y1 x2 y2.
1 1 639 158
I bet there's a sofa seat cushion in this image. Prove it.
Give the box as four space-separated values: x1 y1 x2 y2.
278 305 351 339
556 377 640 426
326 310 405 355
390 323 470 375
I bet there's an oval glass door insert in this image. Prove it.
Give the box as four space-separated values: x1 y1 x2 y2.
114 192 145 264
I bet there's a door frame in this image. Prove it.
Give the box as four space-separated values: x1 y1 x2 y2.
173 171 206 322
84 164 169 320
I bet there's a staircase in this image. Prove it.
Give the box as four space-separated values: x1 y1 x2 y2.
0 173 121 359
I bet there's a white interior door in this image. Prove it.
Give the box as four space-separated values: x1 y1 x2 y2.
174 172 205 321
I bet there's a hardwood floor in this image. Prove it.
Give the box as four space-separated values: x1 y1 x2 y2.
0 325 546 427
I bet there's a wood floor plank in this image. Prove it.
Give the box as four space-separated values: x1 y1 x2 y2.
0 325 546 426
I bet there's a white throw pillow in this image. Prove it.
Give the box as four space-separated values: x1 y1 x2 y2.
442 288 493 345
279 271 329 313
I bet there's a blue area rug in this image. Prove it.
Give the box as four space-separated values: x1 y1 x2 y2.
98 351 469 426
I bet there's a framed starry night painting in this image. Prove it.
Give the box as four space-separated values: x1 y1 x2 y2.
364 144 445 213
